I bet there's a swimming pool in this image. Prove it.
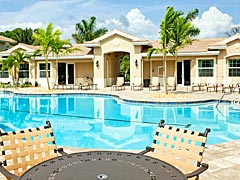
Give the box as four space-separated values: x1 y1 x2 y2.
0 92 239 150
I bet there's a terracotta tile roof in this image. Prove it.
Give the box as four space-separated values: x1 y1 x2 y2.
0 35 17 44
70 44 92 55
149 38 227 52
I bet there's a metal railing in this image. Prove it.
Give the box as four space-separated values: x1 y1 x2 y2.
215 83 240 108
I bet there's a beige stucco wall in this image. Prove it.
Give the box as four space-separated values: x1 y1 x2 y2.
92 34 143 88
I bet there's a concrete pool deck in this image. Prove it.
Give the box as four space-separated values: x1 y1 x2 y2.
0 85 240 179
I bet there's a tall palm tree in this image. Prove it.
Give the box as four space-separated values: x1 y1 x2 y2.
72 16 108 43
147 7 180 94
32 23 61 90
51 38 79 84
169 9 200 91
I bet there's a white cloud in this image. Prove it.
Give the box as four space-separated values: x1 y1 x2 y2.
193 6 233 38
102 8 159 40
0 22 43 32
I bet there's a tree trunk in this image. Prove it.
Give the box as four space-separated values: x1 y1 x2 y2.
45 55 51 90
171 55 178 92
163 50 168 94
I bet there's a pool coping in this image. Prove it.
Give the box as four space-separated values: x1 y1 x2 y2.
0 89 234 105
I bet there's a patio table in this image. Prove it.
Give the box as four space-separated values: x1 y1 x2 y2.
18 151 187 180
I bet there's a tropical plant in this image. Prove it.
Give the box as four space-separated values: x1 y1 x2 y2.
225 25 240 37
51 37 80 84
147 6 179 94
72 16 108 43
0 28 39 45
169 9 200 92
32 23 61 90
147 6 199 94
1 50 32 85
119 55 130 82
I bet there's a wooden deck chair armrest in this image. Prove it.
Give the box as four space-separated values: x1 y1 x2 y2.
0 162 18 180
57 147 68 156
185 163 209 178
138 146 154 155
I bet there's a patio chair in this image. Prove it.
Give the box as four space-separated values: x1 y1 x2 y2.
111 77 125 91
215 78 233 93
191 77 207 91
149 77 160 91
131 80 143 91
78 81 90 90
0 121 67 180
78 76 92 90
139 120 210 180
167 76 175 91
206 77 222 92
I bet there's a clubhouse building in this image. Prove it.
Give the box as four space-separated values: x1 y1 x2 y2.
0 29 239 89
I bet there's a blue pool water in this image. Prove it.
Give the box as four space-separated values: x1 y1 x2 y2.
0 92 239 150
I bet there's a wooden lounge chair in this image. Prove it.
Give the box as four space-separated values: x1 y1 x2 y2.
139 120 210 180
149 77 160 91
112 77 125 91
0 121 66 180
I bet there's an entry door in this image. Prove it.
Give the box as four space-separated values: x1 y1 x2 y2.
58 63 66 84
177 62 182 85
184 60 191 86
177 61 191 86
68 64 74 84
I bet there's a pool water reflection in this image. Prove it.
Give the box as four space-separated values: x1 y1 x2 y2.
0 92 239 150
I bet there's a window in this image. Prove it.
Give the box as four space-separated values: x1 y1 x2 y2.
198 59 214 77
39 63 50 78
19 64 29 78
229 59 240 77
0 64 9 78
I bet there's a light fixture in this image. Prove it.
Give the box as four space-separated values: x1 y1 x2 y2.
135 59 138 67
96 60 99 68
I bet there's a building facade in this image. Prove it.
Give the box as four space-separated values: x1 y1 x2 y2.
0 29 239 88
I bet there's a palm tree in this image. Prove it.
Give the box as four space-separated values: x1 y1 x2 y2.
226 25 240 37
0 28 39 45
147 7 180 94
32 23 61 90
1 50 32 85
169 9 200 92
51 38 79 84
72 16 108 43
1 55 15 83
148 7 200 94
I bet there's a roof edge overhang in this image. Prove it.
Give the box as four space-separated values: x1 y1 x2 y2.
225 53 240 58
83 43 100 47
140 51 220 57
132 41 150 46
34 55 94 60
208 45 227 50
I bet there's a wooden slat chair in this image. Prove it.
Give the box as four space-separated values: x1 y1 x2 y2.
0 121 66 180
139 120 210 180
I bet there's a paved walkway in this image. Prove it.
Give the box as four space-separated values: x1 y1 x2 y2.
0 86 240 180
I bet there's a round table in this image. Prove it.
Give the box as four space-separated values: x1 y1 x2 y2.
18 151 187 180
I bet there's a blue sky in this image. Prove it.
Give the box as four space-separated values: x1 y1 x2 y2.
0 0 239 41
